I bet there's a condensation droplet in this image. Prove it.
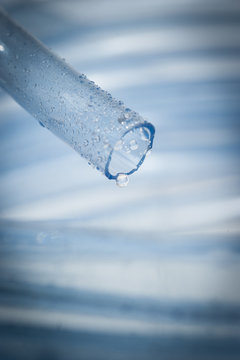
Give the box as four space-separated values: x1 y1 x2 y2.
116 173 129 187
118 114 126 125
124 145 131 153
114 140 123 151
93 135 100 143
104 143 110 149
129 139 138 150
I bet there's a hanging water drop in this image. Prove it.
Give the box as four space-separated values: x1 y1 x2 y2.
116 173 129 187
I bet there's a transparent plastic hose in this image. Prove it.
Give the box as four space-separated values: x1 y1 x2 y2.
0 8 155 183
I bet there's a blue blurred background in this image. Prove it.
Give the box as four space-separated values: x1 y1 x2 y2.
0 0 240 359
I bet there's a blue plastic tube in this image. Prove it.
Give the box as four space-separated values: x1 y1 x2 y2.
0 8 155 182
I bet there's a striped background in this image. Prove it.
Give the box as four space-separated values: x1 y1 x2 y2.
0 0 240 359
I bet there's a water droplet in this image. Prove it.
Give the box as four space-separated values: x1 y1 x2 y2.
114 140 123 151
124 145 131 153
93 135 100 143
129 139 138 150
116 173 129 187
83 139 89 146
104 142 110 149
118 115 125 124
